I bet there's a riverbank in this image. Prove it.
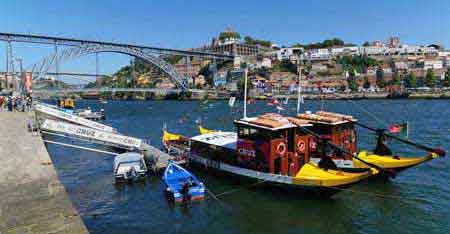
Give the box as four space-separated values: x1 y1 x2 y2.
32 90 450 101
0 112 88 234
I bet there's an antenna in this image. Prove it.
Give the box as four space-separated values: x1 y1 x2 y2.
243 68 248 119
296 62 302 115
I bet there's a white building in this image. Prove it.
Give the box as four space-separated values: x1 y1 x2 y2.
256 58 272 68
308 48 331 60
276 47 304 61
361 46 386 56
423 60 443 70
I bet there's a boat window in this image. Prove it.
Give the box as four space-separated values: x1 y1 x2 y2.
239 126 272 141
287 128 295 152
270 130 285 139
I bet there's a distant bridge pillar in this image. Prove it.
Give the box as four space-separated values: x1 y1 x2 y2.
95 52 101 88
185 56 191 87
54 41 59 88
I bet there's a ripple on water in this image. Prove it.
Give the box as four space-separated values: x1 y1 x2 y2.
45 99 450 234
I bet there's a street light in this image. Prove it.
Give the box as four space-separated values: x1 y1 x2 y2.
15 58 23 93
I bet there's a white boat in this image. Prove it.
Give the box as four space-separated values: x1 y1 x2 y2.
75 108 105 120
113 152 148 182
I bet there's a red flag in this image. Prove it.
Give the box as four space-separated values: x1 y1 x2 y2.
267 99 279 106
388 124 401 133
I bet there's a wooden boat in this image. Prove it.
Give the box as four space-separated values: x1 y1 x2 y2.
163 162 205 203
163 113 377 198
291 111 442 177
189 111 443 179
114 152 148 183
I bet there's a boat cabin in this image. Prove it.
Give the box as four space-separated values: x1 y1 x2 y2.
295 111 357 161
190 114 317 176
233 114 316 176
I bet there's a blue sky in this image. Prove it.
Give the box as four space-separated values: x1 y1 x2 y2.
1 0 450 81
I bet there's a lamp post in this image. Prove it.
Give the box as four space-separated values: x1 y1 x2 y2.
15 58 23 93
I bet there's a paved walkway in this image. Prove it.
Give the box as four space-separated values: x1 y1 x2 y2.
0 112 89 234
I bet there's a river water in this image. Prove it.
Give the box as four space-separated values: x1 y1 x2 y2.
44 99 450 234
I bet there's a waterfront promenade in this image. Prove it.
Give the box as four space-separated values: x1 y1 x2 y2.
0 112 88 234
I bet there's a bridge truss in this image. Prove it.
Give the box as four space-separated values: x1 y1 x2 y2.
0 33 234 91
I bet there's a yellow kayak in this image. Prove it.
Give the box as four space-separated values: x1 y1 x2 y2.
293 163 377 187
353 151 438 172
198 126 217 135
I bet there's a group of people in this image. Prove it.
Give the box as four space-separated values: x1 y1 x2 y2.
0 95 33 112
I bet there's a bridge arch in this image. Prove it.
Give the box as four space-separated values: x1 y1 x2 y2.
31 44 189 90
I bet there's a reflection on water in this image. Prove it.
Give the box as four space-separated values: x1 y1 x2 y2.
45 99 450 234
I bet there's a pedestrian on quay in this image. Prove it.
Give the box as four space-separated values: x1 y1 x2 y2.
26 96 33 112
0 96 4 111
7 96 13 112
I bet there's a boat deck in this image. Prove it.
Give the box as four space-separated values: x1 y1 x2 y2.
141 143 186 172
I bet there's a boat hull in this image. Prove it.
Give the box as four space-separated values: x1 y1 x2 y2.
187 154 371 198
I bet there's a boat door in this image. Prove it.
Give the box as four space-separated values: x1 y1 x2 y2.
274 157 282 174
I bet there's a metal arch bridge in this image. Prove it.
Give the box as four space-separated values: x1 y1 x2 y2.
0 32 234 91
29 43 192 89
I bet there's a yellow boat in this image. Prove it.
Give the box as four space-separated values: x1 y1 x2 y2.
199 113 443 178
163 114 378 198
293 163 377 187
198 126 217 135
353 151 438 173
292 111 444 178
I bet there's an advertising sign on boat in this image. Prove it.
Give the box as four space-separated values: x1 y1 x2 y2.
41 119 142 149
35 103 115 133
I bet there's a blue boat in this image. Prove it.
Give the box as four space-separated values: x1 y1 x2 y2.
163 162 205 203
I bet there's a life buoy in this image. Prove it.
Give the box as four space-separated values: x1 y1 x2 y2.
350 131 356 143
276 142 286 155
296 140 306 153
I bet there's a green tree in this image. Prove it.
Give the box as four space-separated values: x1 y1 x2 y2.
443 68 450 87
237 75 253 94
406 71 417 88
392 72 401 86
425 69 437 87
347 78 358 92
363 41 370 47
376 67 386 88
347 69 358 92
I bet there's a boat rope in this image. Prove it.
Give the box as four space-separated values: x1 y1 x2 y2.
43 139 119 156
40 130 132 150
212 179 268 198
347 99 388 127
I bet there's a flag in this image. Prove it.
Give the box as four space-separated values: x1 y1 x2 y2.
267 99 279 106
388 122 408 135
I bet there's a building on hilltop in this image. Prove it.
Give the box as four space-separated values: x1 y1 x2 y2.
205 28 263 57
388 36 400 48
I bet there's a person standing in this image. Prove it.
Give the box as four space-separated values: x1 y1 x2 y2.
7 96 13 111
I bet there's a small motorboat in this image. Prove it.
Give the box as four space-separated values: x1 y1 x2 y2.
114 152 148 183
75 107 106 120
163 162 205 203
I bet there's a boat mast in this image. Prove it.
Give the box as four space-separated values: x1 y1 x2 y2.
243 67 248 119
296 61 302 115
